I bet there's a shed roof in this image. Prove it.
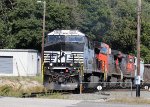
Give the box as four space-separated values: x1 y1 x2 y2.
47 30 85 36
144 64 150 66
0 49 38 53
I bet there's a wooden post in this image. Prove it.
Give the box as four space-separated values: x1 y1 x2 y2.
136 0 141 97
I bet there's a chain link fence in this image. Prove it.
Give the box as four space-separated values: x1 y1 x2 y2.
79 82 133 98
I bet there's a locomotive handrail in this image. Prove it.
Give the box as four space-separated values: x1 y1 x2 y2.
104 61 107 81
118 65 123 80
77 54 84 94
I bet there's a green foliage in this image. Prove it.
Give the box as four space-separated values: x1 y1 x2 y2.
46 2 76 30
141 45 150 63
0 0 150 63
103 0 137 53
79 0 112 39
0 0 78 50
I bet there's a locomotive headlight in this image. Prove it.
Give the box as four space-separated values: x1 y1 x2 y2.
70 63 73 66
49 63 53 66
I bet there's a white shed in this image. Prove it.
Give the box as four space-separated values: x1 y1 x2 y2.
0 49 40 76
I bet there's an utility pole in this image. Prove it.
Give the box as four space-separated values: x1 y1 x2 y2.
37 1 46 74
42 1 46 70
136 0 141 97
37 1 46 71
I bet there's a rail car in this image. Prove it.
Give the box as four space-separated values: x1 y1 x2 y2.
43 30 144 90
95 43 144 88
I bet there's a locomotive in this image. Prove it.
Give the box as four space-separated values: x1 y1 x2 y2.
43 30 144 90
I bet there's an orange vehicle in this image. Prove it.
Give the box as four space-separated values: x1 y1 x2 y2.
126 55 135 75
95 42 110 73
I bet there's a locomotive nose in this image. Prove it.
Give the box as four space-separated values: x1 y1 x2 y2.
58 76 65 83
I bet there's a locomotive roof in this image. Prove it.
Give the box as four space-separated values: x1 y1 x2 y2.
47 30 85 36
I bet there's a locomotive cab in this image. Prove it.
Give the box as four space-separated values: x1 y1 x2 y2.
95 42 110 73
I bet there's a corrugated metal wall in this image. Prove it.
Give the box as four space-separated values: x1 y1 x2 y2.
0 49 39 76
0 56 13 74
144 65 150 83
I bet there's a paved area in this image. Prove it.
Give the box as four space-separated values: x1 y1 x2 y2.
0 97 81 107
64 90 150 100
0 97 150 107
73 101 150 107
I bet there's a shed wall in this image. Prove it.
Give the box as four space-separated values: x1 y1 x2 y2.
144 65 150 83
0 50 38 76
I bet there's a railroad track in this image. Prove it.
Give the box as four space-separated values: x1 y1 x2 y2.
22 86 149 98
22 91 74 98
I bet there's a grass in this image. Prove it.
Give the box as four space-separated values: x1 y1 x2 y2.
0 85 23 97
108 97 150 104
0 85 45 97
0 75 43 83
37 91 66 99
0 76 44 97
0 76 66 99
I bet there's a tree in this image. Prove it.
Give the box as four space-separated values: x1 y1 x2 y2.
78 0 112 39
0 0 150 63
0 0 78 51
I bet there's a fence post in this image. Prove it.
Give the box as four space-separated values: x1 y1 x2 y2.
131 82 133 97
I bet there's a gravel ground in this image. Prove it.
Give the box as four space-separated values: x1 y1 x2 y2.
63 90 150 100
0 90 149 107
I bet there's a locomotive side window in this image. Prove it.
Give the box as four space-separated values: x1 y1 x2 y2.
88 40 94 49
100 47 108 55
90 42 93 49
95 48 100 54
88 40 90 49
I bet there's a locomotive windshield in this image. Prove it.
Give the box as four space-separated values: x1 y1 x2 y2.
45 35 85 52
47 35 84 43
47 42 84 51
100 47 108 54
48 35 65 43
